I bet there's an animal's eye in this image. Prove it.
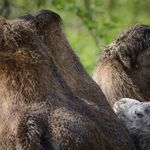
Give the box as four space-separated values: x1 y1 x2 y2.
134 103 139 105
136 112 143 118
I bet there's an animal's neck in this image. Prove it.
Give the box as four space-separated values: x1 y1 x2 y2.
93 58 145 107
137 133 150 150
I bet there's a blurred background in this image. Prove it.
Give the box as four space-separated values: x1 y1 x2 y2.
0 0 150 76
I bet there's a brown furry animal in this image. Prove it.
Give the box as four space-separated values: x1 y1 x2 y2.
0 10 138 150
93 24 150 107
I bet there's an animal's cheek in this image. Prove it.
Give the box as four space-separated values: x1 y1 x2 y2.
122 113 134 122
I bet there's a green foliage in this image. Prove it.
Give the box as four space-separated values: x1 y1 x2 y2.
0 0 150 76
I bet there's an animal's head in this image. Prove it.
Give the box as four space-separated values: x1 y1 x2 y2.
114 98 150 135
117 25 150 99
93 24 150 106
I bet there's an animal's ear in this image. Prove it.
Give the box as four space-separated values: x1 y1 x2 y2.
33 9 62 31
116 44 136 69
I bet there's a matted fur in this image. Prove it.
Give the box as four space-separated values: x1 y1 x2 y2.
0 9 138 150
114 98 150 150
93 24 150 107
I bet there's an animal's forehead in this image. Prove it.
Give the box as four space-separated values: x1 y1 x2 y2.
131 102 150 111
123 99 140 106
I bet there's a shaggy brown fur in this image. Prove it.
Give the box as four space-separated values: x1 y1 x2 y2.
93 24 150 107
0 10 139 150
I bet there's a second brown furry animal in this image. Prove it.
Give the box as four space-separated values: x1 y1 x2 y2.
93 24 150 107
